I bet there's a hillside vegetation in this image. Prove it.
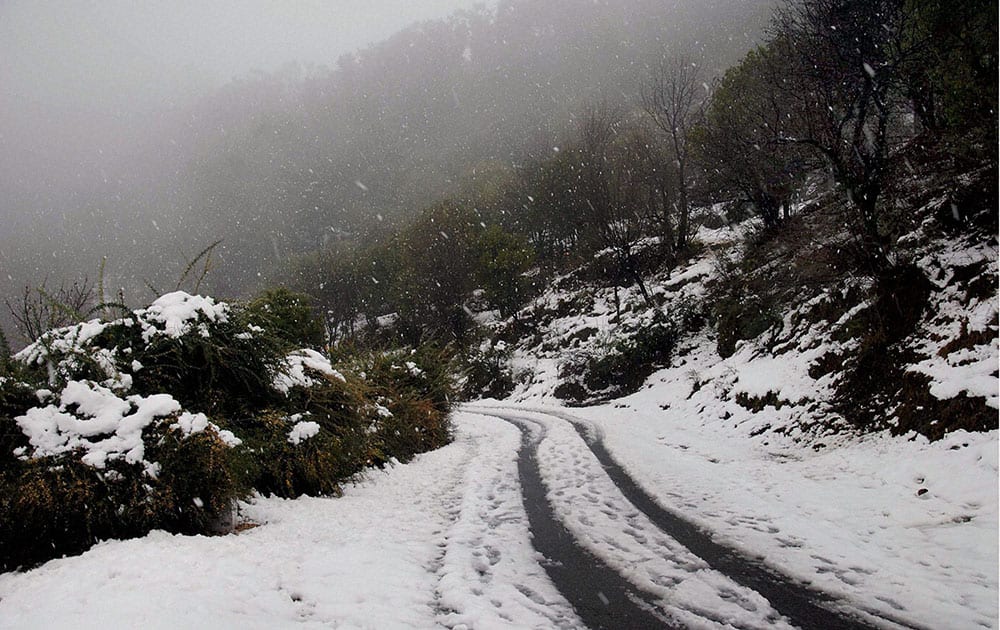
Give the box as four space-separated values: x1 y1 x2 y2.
0 0 995 574
279 0 996 443
0 289 453 570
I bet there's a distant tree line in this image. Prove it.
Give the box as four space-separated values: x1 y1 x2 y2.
276 0 995 348
3 0 993 353
0 0 770 322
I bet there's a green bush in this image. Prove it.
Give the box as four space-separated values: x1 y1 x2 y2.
461 339 517 400
0 418 237 572
709 249 780 358
230 410 355 499
340 345 455 466
244 288 326 349
1 290 456 570
0 375 36 477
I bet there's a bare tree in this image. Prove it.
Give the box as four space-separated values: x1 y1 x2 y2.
5 278 95 343
575 104 654 307
770 0 929 267
575 103 620 240
642 55 705 251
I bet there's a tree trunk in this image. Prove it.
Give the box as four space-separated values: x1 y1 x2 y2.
676 160 689 250
659 184 675 261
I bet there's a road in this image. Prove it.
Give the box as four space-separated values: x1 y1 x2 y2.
0 404 948 629
469 404 927 630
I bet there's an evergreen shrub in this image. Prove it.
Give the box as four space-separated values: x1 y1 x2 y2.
0 290 455 571
461 338 517 400
556 317 676 405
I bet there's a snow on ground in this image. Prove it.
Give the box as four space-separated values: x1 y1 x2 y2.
909 238 999 409
487 333 998 629
496 219 998 628
467 406 793 629
1 365 993 630
0 413 577 630
578 392 998 630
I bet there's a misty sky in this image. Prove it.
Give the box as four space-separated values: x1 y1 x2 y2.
0 0 495 182
1 1 493 102
0 0 770 341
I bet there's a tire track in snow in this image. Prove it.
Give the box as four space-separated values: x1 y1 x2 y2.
480 404 929 630
482 410 794 629
485 412 681 630
432 413 581 629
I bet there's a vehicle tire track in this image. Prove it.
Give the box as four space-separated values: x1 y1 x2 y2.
485 412 682 629
481 404 931 630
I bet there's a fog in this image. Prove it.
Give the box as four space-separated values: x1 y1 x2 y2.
1 0 492 220
0 0 769 344
1 0 495 336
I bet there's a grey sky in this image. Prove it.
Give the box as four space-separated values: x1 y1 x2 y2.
0 1 493 171
1 1 493 103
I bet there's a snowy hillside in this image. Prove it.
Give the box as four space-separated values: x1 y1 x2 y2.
2 202 993 629
481 197 999 627
1 0 996 627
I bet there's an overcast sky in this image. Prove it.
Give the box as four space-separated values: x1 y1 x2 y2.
0 0 495 176
1 1 493 103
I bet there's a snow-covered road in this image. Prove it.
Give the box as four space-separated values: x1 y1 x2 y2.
480 407 876 630
0 404 994 629
0 412 576 629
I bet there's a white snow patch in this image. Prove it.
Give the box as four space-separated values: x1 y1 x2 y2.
136 291 229 342
274 349 346 394
287 421 321 445
17 382 170 469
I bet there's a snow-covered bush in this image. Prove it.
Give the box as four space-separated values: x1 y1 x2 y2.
555 317 676 405
0 290 455 570
339 345 455 466
0 379 238 571
15 291 284 416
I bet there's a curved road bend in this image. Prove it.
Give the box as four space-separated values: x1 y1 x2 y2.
497 413 682 630
476 406 929 630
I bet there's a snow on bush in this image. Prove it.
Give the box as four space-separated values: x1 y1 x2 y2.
274 349 346 394
287 420 321 445
136 291 229 341
403 361 423 377
14 380 225 472
0 290 455 570
15 291 243 391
